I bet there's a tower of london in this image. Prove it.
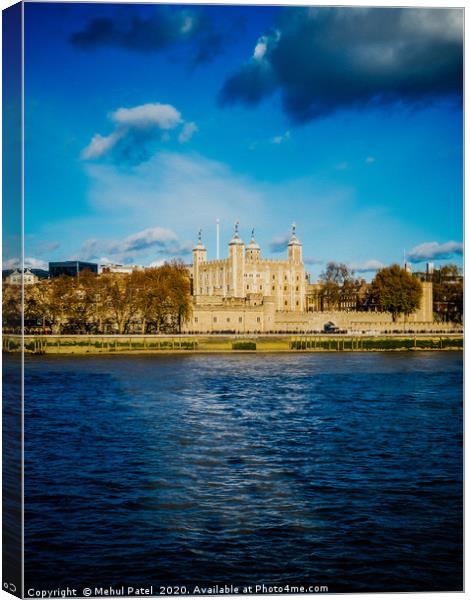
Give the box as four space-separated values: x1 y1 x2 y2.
184 222 434 334
191 223 308 311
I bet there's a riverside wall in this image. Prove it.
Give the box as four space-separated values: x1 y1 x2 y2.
183 305 460 334
3 333 463 355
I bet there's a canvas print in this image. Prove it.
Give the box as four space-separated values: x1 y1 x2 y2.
2 1 463 597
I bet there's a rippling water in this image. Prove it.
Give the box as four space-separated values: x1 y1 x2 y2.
20 352 462 592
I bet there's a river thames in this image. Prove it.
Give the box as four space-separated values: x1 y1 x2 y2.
20 352 462 593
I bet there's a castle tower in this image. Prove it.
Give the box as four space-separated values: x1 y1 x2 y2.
228 221 245 298
288 223 302 264
192 229 207 296
246 228 261 261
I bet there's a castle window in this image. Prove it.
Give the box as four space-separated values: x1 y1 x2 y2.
284 286 287 291
272 275 275 280
213 317 217 323
296 301 299 306
296 286 299 291
195 317 198 323
227 317 230 322
272 285 275 291
284 301 288 306
260 285 263 290
285 275 287 281
239 317 242 323
247 285 249 290
257 317 261 323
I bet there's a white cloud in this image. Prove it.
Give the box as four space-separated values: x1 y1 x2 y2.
78 227 192 264
365 156 376 164
25 257 49 270
111 103 182 130
253 30 280 60
272 130 291 144
348 259 384 272
82 102 194 162
407 240 463 263
2 256 48 270
178 122 198 143
2 257 21 270
110 227 181 254
253 36 268 60
81 130 125 160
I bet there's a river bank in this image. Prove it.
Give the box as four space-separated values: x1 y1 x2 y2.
3 333 464 354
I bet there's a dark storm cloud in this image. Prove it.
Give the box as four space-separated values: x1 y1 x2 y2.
219 7 463 122
71 6 232 65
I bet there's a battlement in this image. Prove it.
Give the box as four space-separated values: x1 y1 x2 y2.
198 258 230 268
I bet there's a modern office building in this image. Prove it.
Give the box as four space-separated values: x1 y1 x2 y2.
49 261 98 278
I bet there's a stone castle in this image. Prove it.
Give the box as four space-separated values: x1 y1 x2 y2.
183 223 435 334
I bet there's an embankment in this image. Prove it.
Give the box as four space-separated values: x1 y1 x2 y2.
2 334 463 354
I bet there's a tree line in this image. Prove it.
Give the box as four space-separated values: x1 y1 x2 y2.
431 264 463 324
2 260 463 334
318 261 463 324
3 260 192 334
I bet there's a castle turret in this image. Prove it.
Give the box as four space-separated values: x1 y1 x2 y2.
288 223 302 264
246 228 261 261
228 221 245 297
192 229 207 296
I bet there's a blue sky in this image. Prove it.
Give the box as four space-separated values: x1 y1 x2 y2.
20 3 463 280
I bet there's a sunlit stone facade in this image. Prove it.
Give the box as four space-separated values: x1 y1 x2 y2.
184 223 435 334
191 224 308 312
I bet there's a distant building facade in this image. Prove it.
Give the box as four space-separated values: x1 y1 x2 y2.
99 263 144 274
49 261 98 277
3 268 49 285
5 268 39 285
183 224 435 334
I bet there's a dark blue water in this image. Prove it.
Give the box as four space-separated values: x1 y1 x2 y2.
21 352 462 593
